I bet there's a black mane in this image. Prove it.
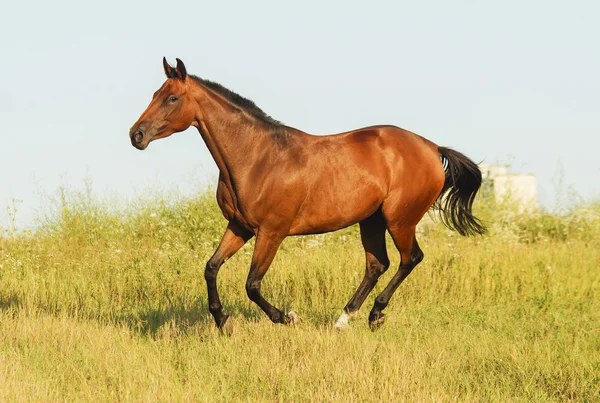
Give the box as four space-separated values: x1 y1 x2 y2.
190 75 282 126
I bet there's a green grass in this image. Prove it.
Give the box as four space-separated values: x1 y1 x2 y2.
0 187 599 402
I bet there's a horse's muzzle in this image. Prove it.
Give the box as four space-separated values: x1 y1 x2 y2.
129 126 147 150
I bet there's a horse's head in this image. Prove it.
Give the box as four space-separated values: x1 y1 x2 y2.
129 58 198 150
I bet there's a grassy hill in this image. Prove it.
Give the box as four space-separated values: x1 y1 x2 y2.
1 187 599 401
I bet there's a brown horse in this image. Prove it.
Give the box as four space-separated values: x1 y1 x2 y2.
130 58 486 331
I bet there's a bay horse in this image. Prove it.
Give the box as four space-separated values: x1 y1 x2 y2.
130 58 486 332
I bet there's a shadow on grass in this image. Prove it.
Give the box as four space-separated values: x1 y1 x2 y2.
114 292 335 337
127 297 275 338
0 291 293 338
132 303 211 338
0 294 21 312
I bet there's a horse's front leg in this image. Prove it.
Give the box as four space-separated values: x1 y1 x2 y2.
245 229 299 324
205 221 253 330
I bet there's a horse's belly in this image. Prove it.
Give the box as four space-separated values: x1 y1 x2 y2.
288 183 384 235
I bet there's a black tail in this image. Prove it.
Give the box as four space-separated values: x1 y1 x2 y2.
435 147 486 236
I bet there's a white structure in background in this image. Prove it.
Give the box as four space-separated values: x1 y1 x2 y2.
479 164 537 210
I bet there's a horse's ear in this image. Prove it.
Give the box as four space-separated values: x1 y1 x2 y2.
163 57 176 79
175 58 187 81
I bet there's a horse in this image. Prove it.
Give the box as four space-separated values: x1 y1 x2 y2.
130 58 486 332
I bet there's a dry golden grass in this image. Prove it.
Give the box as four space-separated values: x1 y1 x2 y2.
0 189 599 401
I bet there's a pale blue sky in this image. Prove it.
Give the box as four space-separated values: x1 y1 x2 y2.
1 1 599 227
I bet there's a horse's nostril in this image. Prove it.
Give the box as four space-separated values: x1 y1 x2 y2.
134 131 144 143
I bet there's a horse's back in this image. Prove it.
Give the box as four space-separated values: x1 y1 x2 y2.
288 126 444 234
309 125 443 190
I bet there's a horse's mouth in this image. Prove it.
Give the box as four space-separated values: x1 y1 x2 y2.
131 141 148 150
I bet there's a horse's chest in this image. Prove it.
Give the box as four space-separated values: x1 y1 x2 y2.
216 180 236 221
216 177 255 232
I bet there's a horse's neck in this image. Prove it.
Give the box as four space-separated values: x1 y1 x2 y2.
191 87 273 183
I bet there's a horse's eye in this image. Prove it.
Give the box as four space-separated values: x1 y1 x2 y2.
169 96 178 103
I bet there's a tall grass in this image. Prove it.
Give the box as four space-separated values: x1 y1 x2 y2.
0 186 599 402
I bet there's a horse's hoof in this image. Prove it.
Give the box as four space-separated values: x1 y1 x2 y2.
218 315 234 336
334 312 352 331
369 313 385 331
286 311 301 326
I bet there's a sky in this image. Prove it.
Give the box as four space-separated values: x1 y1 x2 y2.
1 1 599 228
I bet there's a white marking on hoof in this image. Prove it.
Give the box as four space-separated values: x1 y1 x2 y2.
334 312 353 330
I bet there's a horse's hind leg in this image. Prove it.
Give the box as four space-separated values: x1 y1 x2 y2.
335 211 389 330
368 225 423 331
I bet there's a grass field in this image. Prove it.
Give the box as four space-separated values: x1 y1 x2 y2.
1 187 599 402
